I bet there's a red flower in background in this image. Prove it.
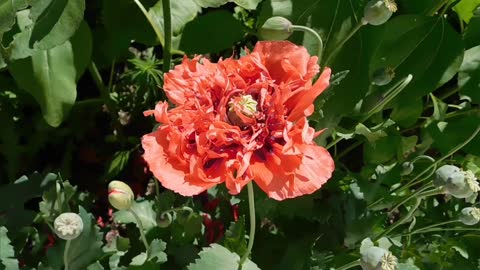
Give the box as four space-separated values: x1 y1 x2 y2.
142 41 334 200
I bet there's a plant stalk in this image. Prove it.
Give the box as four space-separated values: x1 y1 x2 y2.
64 240 71 270
239 181 256 269
291 25 324 63
162 0 172 72
129 209 150 251
323 20 365 67
336 259 361 270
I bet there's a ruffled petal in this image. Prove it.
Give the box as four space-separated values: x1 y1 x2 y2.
142 128 217 196
251 144 334 200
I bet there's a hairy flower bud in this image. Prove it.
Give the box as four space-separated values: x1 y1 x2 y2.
54 212 84 240
434 165 460 187
108 180 134 210
372 67 395 86
363 0 397 26
460 207 480 226
157 212 173 228
259 16 293 40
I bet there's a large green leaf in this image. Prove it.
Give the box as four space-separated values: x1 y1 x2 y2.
370 15 464 103
187 244 260 270
113 200 157 231
8 22 91 127
0 173 57 228
29 0 86 49
458 45 480 104
179 10 245 54
464 15 480 49
454 0 480 23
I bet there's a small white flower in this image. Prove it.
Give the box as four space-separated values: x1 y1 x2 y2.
380 251 397 270
54 213 84 240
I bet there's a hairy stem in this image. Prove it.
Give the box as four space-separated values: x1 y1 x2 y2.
129 209 150 251
239 182 256 269
64 240 71 270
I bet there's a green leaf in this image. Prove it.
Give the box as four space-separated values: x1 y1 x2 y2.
464 15 480 50
231 0 261 10
370 15 464 103
105 150 131 179
223 217 247 256
0 1 16 35
180 10 245 54
390 98 423 128
87 261 104 270
0 172 57 228
0 227 18 270
454 0 480 23
187 244 260 270
8 21 91 127
113 200 157 231
62 207 103 270
29 0 86 49
458 45 480 104
397 259 421 270
148 239 167 263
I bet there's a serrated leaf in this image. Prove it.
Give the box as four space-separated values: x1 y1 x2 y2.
187 244 260 270
0 227 16 267
8 21 91 127
223 217 247 256
29 0 86 49
113 200 157 231
148 239 167 263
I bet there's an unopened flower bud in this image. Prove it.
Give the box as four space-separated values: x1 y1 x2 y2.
157 212 173 228
445 171 471 198
401 162 414 176
460 207 480 225
108 180 134 210
372 67 395 86
259 16 293 40
54 213 84 240
363 0 397 26
434 165 460 187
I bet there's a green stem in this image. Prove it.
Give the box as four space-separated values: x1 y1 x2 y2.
133 0 165 45
162 0 172 72
161 206 193 215
335 259 361 270
291 25 324 63
239 182 256 268
400 125 480 192
336 140 363 160
323 20 365 67
427 0 449 15
411 220 461 234
88 62 113 111
326 137 343 150
64 240 71 270
375 198 421 240
129 209 150 251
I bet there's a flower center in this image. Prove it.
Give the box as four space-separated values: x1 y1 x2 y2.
383 0 397 12
228 95 258 126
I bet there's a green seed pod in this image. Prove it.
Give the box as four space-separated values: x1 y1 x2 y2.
372 67 395 86
460 207 480 226
363 0 397 26
445 171 473 199
361 247 397 270
54 212 84 240
434 165 460 187
259 16 293 41
157 212 173 228
108 180 134 210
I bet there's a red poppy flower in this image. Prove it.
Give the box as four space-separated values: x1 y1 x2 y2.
142 41 334 200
